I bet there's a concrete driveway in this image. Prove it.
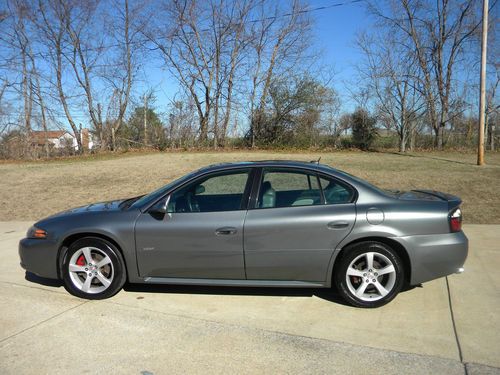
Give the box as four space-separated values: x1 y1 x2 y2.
0 223 499 375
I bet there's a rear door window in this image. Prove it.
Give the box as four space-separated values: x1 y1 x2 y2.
257 169 322 208
318 176 355 204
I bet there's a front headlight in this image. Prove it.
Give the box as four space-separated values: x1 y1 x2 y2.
27 226 48 239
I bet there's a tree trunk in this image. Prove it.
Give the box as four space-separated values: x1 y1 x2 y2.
36 77 49 158
199 115 208 143
491 124 495 151
409 127 416 151
56 45 83 153
437 122 445 150
143 95 148 146
111 127 116 151
399 131 406 153
22 50 32 157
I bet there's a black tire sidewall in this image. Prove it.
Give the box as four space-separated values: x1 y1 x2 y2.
335 242 404 308
62 237 126 300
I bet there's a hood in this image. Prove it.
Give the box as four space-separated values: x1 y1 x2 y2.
66 199 125 213
39 199 127 222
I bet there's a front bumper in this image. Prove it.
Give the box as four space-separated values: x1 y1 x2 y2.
19 238 60 279
394 231 468 285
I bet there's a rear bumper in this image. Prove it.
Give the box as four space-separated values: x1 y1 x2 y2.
394 231 468 285
19 238 59 279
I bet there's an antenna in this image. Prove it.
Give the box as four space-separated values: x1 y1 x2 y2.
310 157 321 164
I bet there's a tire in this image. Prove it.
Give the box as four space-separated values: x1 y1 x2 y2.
334 241 404 308
62 237 126 300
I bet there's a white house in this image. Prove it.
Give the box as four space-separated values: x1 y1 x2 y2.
32 129 94 151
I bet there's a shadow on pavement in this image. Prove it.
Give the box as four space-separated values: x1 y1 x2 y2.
124 283 356 307
24 270 419 308
25 271 63 287
124 282 419 306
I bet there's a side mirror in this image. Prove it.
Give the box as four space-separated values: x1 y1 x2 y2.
149 196 170 218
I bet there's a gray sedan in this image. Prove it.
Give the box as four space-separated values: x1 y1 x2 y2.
19 160 468 308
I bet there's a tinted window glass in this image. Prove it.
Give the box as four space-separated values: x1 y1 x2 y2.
198 173 249 195
168 170 250 213
319 176 355 204
257 169 322 208
131 170 199 209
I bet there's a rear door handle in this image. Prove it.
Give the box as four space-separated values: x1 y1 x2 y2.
327 221 350 229
215 227 237 235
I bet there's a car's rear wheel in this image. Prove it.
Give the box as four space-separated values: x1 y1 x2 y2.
334 241 404 308
62 237 126 300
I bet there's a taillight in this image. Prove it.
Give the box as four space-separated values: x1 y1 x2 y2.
450 208 462 232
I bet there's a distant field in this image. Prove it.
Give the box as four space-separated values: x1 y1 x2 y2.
0 150 499 223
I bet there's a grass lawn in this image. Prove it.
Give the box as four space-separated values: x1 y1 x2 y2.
0 150 498 223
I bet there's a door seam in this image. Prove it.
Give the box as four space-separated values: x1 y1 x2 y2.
242 209 249 279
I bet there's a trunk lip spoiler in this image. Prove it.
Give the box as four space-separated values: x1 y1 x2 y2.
412 189 461 202
411 189 462 210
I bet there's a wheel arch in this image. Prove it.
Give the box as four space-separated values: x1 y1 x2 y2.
57 232 128 281
332 236 411 286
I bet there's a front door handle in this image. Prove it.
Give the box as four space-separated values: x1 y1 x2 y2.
327 221 349 229
215 227 237 235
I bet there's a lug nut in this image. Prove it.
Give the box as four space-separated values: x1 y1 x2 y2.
365 279 369 282
372 279 376 282
369 269 372 272
363 273 367 276
374 273 378 276
85 268 88 271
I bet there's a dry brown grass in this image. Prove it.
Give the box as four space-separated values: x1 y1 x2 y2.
0 150 498 223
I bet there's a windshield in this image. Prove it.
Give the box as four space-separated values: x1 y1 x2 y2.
130 170 199 210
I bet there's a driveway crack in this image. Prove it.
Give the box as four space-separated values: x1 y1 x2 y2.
0 301 89 345
446 276 467 375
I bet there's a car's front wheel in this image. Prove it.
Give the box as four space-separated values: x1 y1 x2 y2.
62 237 126 300
334 241 404 308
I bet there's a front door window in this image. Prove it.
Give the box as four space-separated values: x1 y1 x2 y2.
168 170 251 213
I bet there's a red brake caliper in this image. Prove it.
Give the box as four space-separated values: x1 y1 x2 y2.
76 254 86 266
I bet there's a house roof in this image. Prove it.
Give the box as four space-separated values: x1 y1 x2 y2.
31 130 72 145
32 130 69 138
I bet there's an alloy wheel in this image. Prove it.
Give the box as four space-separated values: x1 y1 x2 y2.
68 246 114 294
345 251 397 302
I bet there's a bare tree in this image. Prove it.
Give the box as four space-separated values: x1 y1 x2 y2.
167 96 198 148
62 1 106 151
370 0 480 149
248 0 312 147
104 0 141 150
147 0 312 147
34 0 84 152
357 31 425 152
147 0 218 144
485 15 499 151
10 1 34 156
30 0 139 153
217 0 253 147
29 47 50 157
